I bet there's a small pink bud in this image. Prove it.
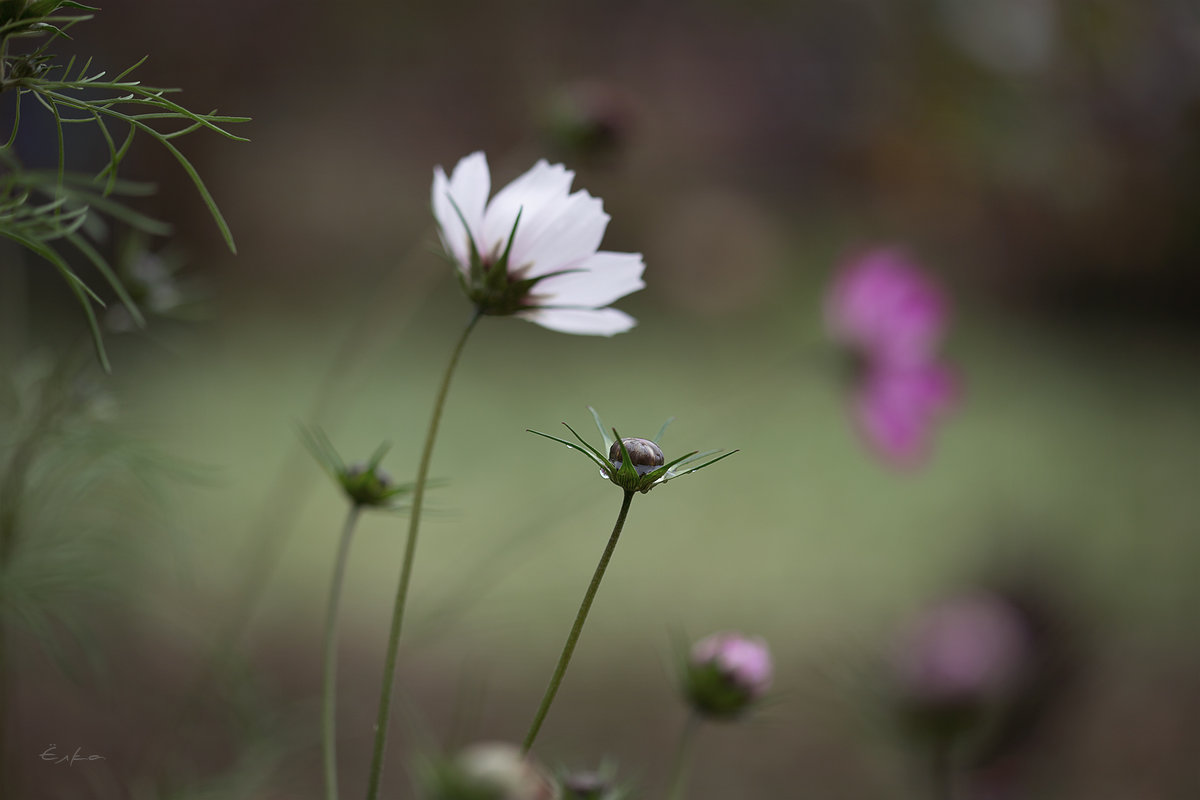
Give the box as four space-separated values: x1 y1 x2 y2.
684 632 772 719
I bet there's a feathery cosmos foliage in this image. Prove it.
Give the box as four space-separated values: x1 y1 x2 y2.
0 1 248 369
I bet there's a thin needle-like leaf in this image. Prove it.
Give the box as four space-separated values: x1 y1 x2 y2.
587 406 614 451
563 422 616 467
653 417 675 446
64 230 145 328
527 429 611 472
3 89 22 149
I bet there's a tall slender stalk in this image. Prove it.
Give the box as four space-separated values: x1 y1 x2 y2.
364 309 482 800
522 489 635 753
322 505 361 800
665 712 701 800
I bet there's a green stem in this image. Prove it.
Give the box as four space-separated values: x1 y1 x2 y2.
322 505 361 800
521 489 636 754
665 713 701 800
931 741 954 800
364 309 482 800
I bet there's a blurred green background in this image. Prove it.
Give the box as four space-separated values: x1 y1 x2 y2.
4 0 1200 798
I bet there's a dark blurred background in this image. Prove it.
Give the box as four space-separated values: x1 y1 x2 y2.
4 1 1200 798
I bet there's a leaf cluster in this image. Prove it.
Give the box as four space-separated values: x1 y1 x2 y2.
0 2 248 370
0 350 209 684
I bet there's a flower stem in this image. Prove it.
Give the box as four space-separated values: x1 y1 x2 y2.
930 740 955 800
322 505 361 800
364 309 482 800
521 489 636 754
665 712 701 800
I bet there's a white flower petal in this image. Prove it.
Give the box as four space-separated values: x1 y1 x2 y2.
481 160 575 261
512 191 610 278
517 307 637 336
530 251 645 307
432 152 490 269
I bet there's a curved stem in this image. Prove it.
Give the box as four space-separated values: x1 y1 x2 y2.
521 489 635 754
322 505 361 800
364 309 482 800
665 712 701 800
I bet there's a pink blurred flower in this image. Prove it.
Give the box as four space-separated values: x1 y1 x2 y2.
826 248 958 467
827 248 948 366
856 362 957 469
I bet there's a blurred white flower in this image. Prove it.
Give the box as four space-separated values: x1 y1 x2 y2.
939 0 1057 75
432 152 645 336
429 742 559 800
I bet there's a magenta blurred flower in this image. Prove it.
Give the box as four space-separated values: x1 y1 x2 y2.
432 152 645 335
892 592 1033 710
826 248 958 467
855 362 956 468
684 632 772 719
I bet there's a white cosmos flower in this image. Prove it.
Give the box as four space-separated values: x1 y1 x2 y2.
432 151 646 336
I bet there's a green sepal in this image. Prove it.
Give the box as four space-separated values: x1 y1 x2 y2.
653 416 674 445
667 449 739 480
561 422 617 471
527 428 611 474
491 207 521 278
587 405 614 451
366 440 392 471
637 449 701 487
684 661 757 720
610 428 640 485
297 423 345 479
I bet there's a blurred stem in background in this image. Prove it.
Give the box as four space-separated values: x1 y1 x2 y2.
0 258 23 796
665 712 700 800
323 505 360 800
131 241 443 781
931 741 955 800
522 489 636 753
365 307 482 800
0 343 93 796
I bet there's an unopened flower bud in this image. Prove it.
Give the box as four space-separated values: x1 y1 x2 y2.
608 437 664 475
341 462 397 508
683 632 772 720
544 81 636 165
530 409 736 495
